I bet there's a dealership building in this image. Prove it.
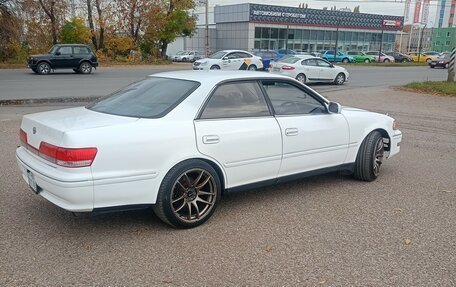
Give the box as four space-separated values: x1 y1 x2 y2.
172 3 404 55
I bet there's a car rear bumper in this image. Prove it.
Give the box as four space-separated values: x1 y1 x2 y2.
16 147 94 212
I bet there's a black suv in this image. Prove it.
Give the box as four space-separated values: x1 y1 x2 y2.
27 44 98 75
385 52 412 63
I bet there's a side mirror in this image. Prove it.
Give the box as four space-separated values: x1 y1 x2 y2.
55 51 61 56
328 102 341 114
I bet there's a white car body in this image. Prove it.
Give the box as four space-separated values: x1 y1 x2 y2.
172 51 200 62
269 56 350 85
16 71 401 227
193 50 263 71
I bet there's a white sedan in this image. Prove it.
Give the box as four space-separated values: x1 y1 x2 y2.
270 56 349 85
193 50 263 71
16 71 401 228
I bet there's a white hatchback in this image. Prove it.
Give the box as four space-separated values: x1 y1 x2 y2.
270 56 349 85
193 50 263 71
16 71 401 228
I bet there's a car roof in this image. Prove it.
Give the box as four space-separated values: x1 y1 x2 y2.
149 70 292 83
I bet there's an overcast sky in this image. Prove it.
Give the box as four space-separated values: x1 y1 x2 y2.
197 0 440 26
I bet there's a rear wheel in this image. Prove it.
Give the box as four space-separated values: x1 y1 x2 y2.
334 73 345 85
383 58 390 63
445 63 449 69
248 64 257 71
79 62 92 74
210 65 220 70
37 62 51 75
364 59 370 63
354 131 384 182
296 73 306 84
401 58 408 63
426 58 432 63
342 58 349 63
153 159 221 228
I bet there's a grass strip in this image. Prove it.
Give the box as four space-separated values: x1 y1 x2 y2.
403 81 456 97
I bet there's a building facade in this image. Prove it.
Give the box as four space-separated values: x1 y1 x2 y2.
432 27 456 51
435 0 456 28
172 3 404 55
407 26 433 52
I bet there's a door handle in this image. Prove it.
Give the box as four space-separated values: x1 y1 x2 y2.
285 128 298 136
202 135 220 144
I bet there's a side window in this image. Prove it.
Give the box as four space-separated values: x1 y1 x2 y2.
226 53 239 59
200 82 270 119
326 51 334 55
303 59 318 66
74 46 90 54
58 46 72 55
242 52 252 58
316 59 332 67
261 81 326 115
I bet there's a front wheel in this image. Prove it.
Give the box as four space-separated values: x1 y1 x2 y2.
334 73 345 85
445 63 449 69
79 62 92 74
342 58 349 63
153 159 221 228
383 58 390 63
364 59 370 63
354 131 384 182
210 65 220 70
296 73 306 84
37 62 51 75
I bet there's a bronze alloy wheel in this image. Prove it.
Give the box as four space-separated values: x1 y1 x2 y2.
373 137 384 176
170 168 217 223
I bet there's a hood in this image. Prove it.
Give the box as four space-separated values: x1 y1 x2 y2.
29 54 49 58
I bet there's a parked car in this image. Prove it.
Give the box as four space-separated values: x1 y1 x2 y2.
385 52 412 63
172 51 201 62
321 50 356 63
16 70 402 228
365 52 395 63
429 53 450 68
193 50 263 71
276 49 298 58
27 44 98 75
407 52 437 63
269 56 349 85
253 50 281 70
346 51 376 63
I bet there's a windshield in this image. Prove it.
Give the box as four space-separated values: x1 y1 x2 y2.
87 77 200 118
48 45 59 54
279 57 301 64
209 51 227 59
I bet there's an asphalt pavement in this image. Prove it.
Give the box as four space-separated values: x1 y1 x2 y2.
0 66 455 286
0 64 449 101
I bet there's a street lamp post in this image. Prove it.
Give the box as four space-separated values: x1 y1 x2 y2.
417 23 427 62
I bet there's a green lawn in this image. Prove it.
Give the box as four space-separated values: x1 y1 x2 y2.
403 81 456 97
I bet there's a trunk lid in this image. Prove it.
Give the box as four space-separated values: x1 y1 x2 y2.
21 107 138 149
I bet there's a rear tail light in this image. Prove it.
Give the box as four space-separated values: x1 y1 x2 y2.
19 129 97 168
282 65 295 70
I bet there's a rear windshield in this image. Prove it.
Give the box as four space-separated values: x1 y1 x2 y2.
279 57 300 64
87 77 200 118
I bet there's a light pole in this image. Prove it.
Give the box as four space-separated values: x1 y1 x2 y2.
417 23 427 62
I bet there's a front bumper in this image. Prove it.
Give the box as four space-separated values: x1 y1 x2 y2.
388 130 402 158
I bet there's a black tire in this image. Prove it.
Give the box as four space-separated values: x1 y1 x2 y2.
426 58 432 64
334 73 345 85
210 65 220 70
79 62 92 74
248 64 257 71
430 66 435 68
401 58 408 63
364 59 370 63
383 58 390 63
37 62 51 75
342 58 349 63
296 73 306 84
354 131 384 182
153 159 221 228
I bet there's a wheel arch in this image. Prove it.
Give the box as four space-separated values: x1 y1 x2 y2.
372 128 391 152
37 59 53 68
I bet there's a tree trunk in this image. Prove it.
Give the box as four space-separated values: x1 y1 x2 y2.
39 0 58 44
86 0 98 49
95 0 104 49
160 41 168 59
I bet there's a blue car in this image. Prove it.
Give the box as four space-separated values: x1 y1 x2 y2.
275 49 297 58
321 50 355 63
253 50 281 70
